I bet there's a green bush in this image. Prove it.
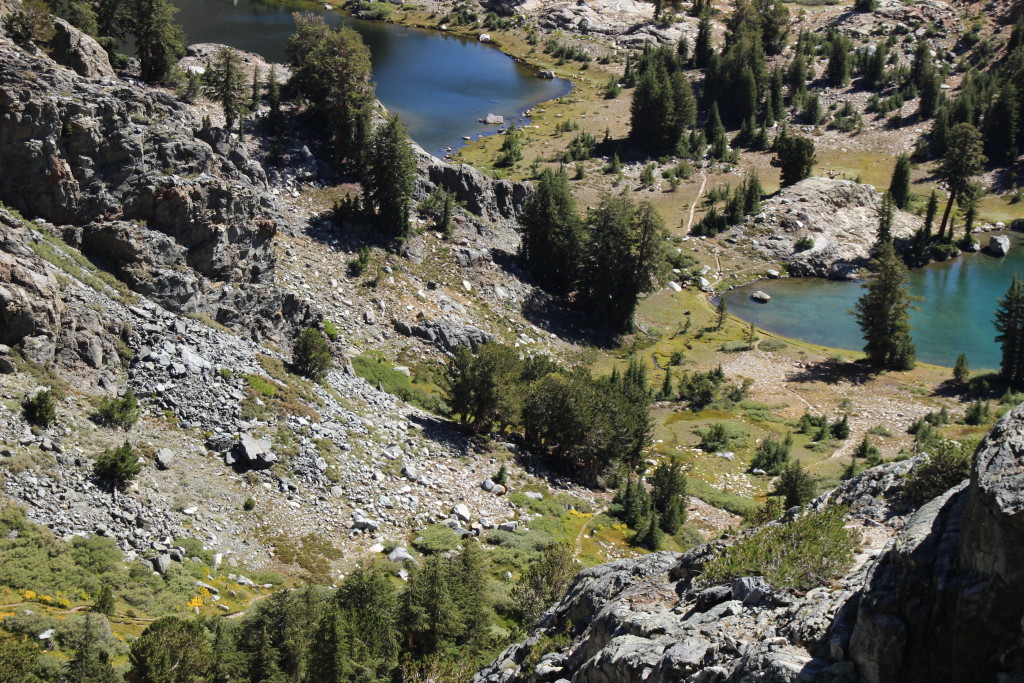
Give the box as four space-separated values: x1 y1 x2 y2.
695 422 746 452
292 327 332 381
348 245 371 277
905 440 973 505
243 497 256 511
93 441 141 488
700 506 856 591
794 235 815 251
411 524 460 554
773 460 817 508
22 389 56 427
323 319 340 342
94 389 140 429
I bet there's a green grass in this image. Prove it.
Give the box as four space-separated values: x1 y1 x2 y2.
685 477 759 518
26 227 136 304
352 353 445 413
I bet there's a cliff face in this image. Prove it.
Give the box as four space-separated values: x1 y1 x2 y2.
0 32 312 347
479 407 1024 683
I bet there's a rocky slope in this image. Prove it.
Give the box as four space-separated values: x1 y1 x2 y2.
478 405 1024 682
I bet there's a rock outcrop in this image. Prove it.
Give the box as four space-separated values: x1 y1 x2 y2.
479 405 1024 682
738 178 921 279
0 34 314 342
414 143 531 224
47 17 115 79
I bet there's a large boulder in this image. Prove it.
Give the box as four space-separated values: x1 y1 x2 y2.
47 18 115 79
988 235 1011 257
741 178 922 279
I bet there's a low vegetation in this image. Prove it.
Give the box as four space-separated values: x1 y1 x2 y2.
700 506 857 591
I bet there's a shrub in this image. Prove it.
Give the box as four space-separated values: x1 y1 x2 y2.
964 400 990 426
348 245 371 276
493 464 508 486
510 543 575 623
794 235 815 251
243 497 256 511
323 320 340 342
905 439 973 505
700 506 856 591
750 434 792 475
22 389 56 427
696 422 745 452
411 524 460 554
292 327 332 381
93 441 141 488
95 389 140 429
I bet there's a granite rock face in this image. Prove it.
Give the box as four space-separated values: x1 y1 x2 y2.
738 178 921 279
0 34 311 343
478 408 1024 682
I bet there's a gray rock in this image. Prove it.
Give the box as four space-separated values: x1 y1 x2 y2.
234 433 277 469
387 546 419 565
151 554 171 574
482 479 495 491
452 503 471 522
402 465 419 481
731 576 772 605
48 18 115 79
155 449 175 470
988 235 1011 257
750 290 771 303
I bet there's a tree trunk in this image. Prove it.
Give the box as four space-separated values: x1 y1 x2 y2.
938 189 957 241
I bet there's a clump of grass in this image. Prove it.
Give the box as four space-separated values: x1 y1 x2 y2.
411 524 460 554
685 478 759 518
700 506 856 591
351 353 444 413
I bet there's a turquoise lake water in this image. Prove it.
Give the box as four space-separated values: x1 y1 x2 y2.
169 0 570 156
726 236 1024 370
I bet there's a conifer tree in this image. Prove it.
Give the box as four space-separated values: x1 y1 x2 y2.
65 615 119 683
93 584 114 616
707 102 728 159
888 153 912 210
267 64 283 131
875 192 894 251
130 0 185 83
250 66 261 112
936 123 986 241
518 168 582 295
852 240 917 370
953 352 970 385
694 14 713 68
649 455 687 534
924 189 939 237
773 460 816 508
716 297 728 329
209 47 247 131
826 34 852 87
995 274 1024 391
772 132 816 187
985 83 1020 165
366 114 416 241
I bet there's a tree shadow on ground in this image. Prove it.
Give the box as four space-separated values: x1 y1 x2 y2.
786 359 877 386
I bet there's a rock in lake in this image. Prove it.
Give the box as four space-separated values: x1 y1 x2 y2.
750 290 771 303
988 235 1011 257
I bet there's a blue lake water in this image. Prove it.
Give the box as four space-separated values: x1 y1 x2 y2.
726 236 1024 370
169 0 570 155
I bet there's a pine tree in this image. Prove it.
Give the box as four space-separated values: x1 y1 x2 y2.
694 14 713 68
649 454 687 534
953 352 970 384
985 83 1020 165
924 189 939 237
936 123 986 241
65 614 118 683
660 368 673 399
875 192 894 252
209 47 247 131
93 584 114 616
129 0 185 83
772 132 817 187
366 114 416 241
826 34 852 87
716 297 728 329
888 153 912 210
852 240 917 370
918 66 941 120
995 274 1024 391
773 460 816 508
267 64 282 131
517 167 582 295
706 102 728 159
250 66 261 112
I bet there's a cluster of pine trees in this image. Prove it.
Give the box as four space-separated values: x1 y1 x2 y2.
444 343 652 484
285 16 417 241
517 168 671 332
611 454 688 551
26 542 565 683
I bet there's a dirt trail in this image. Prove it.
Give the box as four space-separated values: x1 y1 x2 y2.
685 168 708 234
